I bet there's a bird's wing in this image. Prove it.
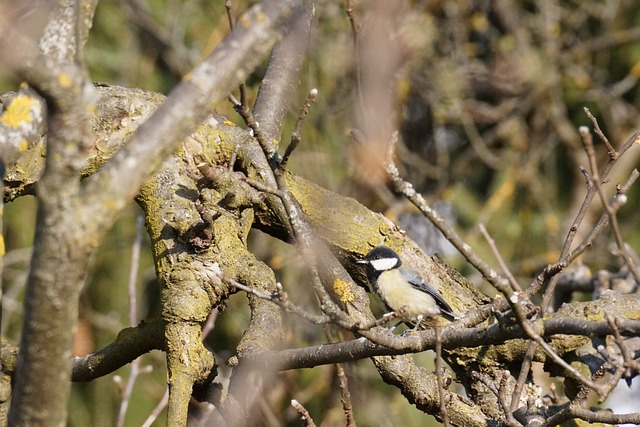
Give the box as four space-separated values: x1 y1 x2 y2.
400 268 458 320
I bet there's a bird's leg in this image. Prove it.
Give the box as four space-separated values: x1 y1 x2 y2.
402 314 424 335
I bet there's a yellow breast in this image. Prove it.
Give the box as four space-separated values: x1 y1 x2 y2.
374 269 439 321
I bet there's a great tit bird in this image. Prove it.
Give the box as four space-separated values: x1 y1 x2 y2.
357 245 458 329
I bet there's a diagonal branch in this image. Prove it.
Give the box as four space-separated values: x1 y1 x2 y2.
80 0 304 232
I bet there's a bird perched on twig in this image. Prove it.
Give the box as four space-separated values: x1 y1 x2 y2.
357 245 458 330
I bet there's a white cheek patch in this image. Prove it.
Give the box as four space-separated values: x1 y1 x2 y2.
370 258 398 271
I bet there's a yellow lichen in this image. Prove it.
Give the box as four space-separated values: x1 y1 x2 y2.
0 94 38 127
0 236 5 257
333 278 355 304
223 120 236 127
58 72 73 88
239 14 251 28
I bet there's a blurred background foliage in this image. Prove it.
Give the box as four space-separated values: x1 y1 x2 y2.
3 0 640 425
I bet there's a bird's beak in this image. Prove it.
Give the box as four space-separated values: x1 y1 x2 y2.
356 259 368 265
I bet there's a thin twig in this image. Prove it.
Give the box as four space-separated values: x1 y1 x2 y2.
385 132 507 300
607 314 640 377
509 297 603 395
282 88 318 168
321 325 355 427
128 215 143 326
232 96 274 158
345 0 366 121
221 275 334 325
597 327 635 395
512 123 640 410
223 265 410 349
224 0 234 30
433 318 450 427
478 223 523 293
510 343 535 413
497 370 518 425
476 219 606 397
479 220 534 413
238 174 284 196
201 308 219 339
352 311 402 331
336 364 356 427
223 0 253 145
584 107 616 159
116 215 146 427
472 372 500 398
536 127 640 307
472 372 520 426
580 126 640 284
543 391 640 427
291 399 317 427
272 166 345 320
141 387 170 427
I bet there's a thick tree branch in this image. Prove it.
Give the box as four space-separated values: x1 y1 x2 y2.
71 320 165 382
252 4 314 154
241 303 640 371
80 0 303 234
1 1 307 425
1 2 98 425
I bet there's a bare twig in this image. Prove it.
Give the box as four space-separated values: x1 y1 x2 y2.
237 174 284 196
433 318 450 427
579 125 640 284
385 132 506 308
352 311 402 331
251 2 315 153
510 344 535 413
291 399 317 427
345 0 366 121
478 220 537 414
121 0 192 77
116 216 146 427
512 124 640 411
478 223 523 293
232 99 274 158
544 400 640 426
141 387 170 427
472 371 520 426
513 301 603 395
128 215 144 326
223 0 253 143
201 308 219 340
222 275 333 326
224 0 234 30
497 371 515 420
336 364 356 427
601 314 638 395
281 88 318 168
584 107 616 159
535 127 640 308
223 265 414 350
472 372 500 398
